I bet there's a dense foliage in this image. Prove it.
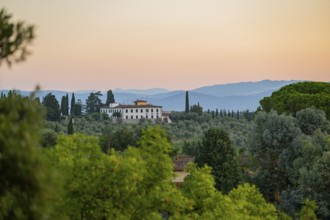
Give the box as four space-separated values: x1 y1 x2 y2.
42 93 61 121
260 81 330 119
250 109 330 218
0 8 34 66
0 93 58 219
44 127 281 219
2 8 328 219
195 128 240 193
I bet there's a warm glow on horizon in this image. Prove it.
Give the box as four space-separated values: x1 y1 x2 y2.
1 0 329 91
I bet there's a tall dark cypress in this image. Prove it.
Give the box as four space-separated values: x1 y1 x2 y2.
60 96 66 116
65 93 69 115
61 94 69 116
70 93 75 116
67 117 74 135
106 90 115 105
185 91 189 113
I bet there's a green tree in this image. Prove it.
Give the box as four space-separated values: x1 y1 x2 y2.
296 107 330 135
296 200 318 220
250 111 301 202
67 117 74 135
99 127 136 153
195 128 241 193
70 93 75 116
60 94 69 116
185 91 189 113
190 103 203 115
40 128 57 147
0 93 57 219
260 81 330 119
73 99 82 116
42 93 61 121
105 89 115 105
85 91 102 114
0 8 34 66
47 127 188 219
182 163 279 219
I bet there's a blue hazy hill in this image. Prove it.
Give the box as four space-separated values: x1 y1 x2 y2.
0 80 302 111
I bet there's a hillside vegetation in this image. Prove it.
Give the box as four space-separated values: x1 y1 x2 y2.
260 81 330 119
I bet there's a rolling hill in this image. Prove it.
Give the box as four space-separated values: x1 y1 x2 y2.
0 80 301 111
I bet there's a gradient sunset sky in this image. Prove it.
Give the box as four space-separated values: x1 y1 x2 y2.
1 0 329 91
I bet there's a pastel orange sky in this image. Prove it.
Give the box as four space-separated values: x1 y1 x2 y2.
1 0 329 91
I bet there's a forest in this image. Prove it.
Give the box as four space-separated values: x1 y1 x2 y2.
2 81 330 219
1 7 330 220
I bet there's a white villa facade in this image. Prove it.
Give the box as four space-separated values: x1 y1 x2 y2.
100 100 163 120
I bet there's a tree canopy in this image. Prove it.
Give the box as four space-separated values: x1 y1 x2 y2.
0 8 34 66
259 81 330 119
85 91 102 114
0 93 57 219
42 93 61 121
105 89 115 105
195 128 241 193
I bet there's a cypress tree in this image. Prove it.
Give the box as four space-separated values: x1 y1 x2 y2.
185 91 189 113
65 93 69 115
42 93 61 121
70 93 75 116
106 90 115 105
67 117 74 134
60 96 66 116
215 108 219 117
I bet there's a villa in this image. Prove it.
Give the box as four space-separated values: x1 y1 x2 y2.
100 100 163 120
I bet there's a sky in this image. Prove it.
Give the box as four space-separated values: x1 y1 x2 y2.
1 0 330 91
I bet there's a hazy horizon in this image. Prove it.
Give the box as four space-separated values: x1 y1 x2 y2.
1 0 329 91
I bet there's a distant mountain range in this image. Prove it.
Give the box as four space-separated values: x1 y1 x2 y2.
0 80 301 111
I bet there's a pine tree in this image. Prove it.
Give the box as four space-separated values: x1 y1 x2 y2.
70 93 75 116
67 117 74 134
105 90 115 105
185 91 189 113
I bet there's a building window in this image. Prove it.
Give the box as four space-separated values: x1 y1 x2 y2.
126 116 128 119
141 109 143 113
126 109 128 113
136 115 138 119
156 109 159 112
131 109 133 113
146 115 148 119
156 115 159 118
151 109 154 112
146 109 149 112
131 115 133 119
151 115 153 119
136 109 138 113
